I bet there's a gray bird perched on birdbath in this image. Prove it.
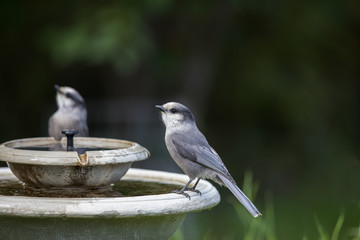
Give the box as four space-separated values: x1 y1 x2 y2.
48 85 89 141
156 102 261 218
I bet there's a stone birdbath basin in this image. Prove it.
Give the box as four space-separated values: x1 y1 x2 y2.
0 136 150 188
0 137 221 239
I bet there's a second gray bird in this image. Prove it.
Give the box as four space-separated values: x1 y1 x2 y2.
156 102 261 218
48 85 89 141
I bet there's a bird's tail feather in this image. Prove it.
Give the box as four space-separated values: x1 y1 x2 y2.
217 174 262 218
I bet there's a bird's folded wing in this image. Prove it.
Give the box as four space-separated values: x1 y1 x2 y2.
171 133 226 175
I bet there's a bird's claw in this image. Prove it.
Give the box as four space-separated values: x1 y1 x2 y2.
172 189 191 200
187 187 202 196
171 186 202 199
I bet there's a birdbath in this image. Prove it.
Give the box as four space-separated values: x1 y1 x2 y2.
0 136 221 239
0 135 150 188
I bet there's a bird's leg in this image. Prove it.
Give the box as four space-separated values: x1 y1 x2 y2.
172 178 202 199
186 178 202 196
172 179 193 200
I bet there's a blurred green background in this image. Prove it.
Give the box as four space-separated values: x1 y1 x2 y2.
1 0 360 239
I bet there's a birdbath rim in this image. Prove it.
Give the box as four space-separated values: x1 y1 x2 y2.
0 137 150 166
0 167 221 218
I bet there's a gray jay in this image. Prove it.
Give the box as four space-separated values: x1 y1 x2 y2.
156 102 261 217
48 85 89 141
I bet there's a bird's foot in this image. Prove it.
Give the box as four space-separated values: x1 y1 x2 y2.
186 186 202 196
172 189 191 200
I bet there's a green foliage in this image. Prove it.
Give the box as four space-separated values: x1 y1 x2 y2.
170 228 184 240
171 172 360 240
232 171 276 240
348 223 360 240
315 211 345 240
43 5 155 74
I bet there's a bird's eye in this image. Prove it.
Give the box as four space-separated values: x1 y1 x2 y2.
170 108 177 114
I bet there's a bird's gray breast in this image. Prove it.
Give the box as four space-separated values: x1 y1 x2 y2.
49 109 88 140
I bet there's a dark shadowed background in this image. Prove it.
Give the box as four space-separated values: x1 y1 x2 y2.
1 1 360 239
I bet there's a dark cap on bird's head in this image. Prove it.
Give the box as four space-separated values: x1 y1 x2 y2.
54 84 86 108
156 102 195 124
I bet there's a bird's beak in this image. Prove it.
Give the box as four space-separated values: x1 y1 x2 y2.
54 84 61 93
155 105 166 112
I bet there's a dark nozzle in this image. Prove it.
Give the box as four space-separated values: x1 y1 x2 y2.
76 148 86 155
61 130 78 151
155 105 166 112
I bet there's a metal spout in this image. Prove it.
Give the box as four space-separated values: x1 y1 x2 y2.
76 148 89 167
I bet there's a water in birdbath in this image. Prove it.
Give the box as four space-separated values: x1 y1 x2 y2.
14 144 115 152
0 178 181 198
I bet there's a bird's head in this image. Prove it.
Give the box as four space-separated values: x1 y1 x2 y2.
54 85 86 110
155 102 195 129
